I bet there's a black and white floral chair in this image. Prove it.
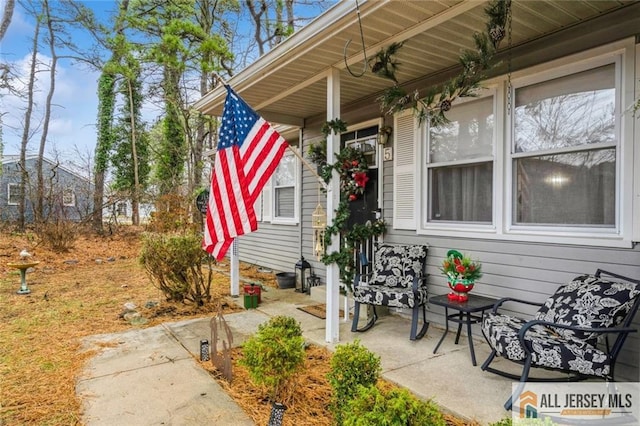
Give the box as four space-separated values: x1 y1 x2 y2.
481 269 640 410
351 243 429 341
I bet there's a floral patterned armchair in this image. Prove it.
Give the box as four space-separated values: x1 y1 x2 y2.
481 269 640 410
351 244 429 340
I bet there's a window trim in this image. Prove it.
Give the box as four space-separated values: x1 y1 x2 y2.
506 51 623 237
419 86 499 233
7 183 19 206
412 38 635 248
62 188 76 207
270 149 300 225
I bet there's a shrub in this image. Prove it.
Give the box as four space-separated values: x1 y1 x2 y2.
240 316 305 403
37 219 77 252
327 340 381 424
343 385 446 426
147 193 198 233
259 315 303 338
139 232 212 304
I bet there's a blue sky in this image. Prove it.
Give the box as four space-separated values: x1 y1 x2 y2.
0 1 334 168
1 2 113 165
2 2 137 168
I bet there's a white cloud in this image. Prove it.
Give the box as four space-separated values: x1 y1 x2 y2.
2 51 100 159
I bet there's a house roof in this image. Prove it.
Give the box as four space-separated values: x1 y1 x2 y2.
194 0 639 126
2 155 92 183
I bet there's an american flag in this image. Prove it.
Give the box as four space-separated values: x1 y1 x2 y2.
203 86 288 260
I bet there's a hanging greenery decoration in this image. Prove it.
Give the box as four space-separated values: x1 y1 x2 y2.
377 0 511 126
307 120 386 288
369 42 403 83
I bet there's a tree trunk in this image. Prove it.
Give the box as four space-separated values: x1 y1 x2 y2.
92 0 129 234
127 78 140 226
18 16 41 231
36 0 58 224
0 0 15 42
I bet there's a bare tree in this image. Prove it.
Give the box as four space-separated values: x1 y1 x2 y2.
34 0 58 223
0 0 15 41
17 4 41 231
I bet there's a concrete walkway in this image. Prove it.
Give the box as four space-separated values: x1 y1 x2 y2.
77 286 515 425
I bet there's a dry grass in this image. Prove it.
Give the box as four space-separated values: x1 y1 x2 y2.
0 229 243 425
0 228 478 426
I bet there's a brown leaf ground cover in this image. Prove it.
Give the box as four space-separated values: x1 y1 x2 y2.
0 227 473 425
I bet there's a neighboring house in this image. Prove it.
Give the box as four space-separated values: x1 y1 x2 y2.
103 197 155 226
1 155 94 223
195 1 640 381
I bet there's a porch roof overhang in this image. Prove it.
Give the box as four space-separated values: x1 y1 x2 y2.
193 0 639 126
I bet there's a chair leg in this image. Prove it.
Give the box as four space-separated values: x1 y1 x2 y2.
481 349 497 371
351 300 361 332
505 356 533 411
351 302 378 333
410 303 429 340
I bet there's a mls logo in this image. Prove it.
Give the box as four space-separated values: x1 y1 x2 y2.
519 390 538 419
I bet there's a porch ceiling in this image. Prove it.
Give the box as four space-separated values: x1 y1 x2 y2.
194 0 636 126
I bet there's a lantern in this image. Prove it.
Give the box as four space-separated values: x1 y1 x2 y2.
294 256 311 293
311 203 327 261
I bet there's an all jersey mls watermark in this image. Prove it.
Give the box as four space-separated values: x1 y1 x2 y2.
512 382 639 425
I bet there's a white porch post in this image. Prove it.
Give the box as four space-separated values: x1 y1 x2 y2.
230 239 240 297
325 67 341 343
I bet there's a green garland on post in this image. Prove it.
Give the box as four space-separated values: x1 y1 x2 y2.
377 0 511 126
306 120 386 289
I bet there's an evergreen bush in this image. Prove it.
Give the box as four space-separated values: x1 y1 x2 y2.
240 316 305 403
327 340 381 424
343 385 446 426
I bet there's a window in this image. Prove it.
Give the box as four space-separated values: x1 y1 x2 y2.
512 64 616 228
411 40 633 247
116 202 127 216
62 188 76 206
426 95 494 223
257 150 299 224
273 151 297 221
7 183 19 205
341 126 378 167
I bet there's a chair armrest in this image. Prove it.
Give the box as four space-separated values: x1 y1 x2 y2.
517 319 637 351
352 272 374 289
596 269 640 285
491 297 544 314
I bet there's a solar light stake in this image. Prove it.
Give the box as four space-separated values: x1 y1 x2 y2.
200 339 210 361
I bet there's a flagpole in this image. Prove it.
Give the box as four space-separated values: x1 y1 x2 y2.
286 145 328 191
212 73 328 191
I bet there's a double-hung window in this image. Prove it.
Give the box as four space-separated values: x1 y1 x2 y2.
7 183 19 205
413 40 630 246
256 149 299 224
273 151 297 221
511 64 617 229
425 94 495 224
62 188 76 207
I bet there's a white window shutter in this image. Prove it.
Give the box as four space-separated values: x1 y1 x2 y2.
262 178 272 222
393 110 417 230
